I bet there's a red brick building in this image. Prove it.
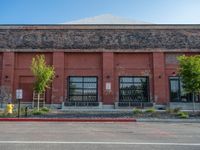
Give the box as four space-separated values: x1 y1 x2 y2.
0 25 200 109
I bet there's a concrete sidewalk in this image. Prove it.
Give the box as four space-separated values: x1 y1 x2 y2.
137 118 200 123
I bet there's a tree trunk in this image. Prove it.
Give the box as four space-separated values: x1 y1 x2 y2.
192 92 195 113
37 93 40 111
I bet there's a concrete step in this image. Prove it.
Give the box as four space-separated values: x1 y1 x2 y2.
102 105 115 109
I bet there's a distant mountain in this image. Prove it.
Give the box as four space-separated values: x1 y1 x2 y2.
63 14 151 24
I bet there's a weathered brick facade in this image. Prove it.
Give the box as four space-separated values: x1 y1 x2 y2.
0 25 200 108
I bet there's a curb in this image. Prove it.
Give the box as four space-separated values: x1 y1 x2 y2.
0 118 136 122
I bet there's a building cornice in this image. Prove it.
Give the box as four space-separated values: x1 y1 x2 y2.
1 24 200 30
1 25 200 50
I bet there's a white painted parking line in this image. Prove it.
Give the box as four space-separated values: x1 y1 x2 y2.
0 141 199 146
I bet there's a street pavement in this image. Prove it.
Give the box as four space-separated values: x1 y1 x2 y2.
0 122 200 150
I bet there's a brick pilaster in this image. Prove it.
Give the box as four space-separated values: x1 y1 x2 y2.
51 52 65 104
102 52 115 104
1 52 15 94
153 52 166 104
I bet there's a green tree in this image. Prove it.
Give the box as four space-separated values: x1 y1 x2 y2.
31 55 55 110
177 55 200 112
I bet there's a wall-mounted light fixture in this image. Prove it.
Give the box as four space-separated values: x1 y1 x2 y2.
172 72 176 76
106 75 110 79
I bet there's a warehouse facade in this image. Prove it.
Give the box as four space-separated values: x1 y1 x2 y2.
0 25 200 109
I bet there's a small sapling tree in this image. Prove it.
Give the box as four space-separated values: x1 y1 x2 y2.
31 55 55 110
177 55 200 112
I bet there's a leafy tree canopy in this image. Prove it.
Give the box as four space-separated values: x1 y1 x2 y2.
177 55 200 94
31 55 55 94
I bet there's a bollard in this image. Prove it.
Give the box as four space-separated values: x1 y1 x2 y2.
25 106 29 117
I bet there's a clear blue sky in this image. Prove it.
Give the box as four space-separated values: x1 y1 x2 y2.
1 0 200 24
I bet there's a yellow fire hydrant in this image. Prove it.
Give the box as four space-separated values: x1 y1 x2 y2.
6 103 14 114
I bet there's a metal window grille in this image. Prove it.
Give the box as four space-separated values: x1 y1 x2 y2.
119 76 149 102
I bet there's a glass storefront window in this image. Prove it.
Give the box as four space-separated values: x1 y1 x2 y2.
119 76 149 102
169 77 200 102
68 76 98 102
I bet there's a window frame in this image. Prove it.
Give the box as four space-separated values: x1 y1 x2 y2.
169 76 200 103
169 76 181 102
119 76 150 102
68 76 98 102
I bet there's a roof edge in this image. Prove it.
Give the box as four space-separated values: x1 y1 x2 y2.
1 24 200 30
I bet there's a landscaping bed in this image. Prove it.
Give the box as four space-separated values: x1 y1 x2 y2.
25 108 200 119
0 107 200 119
132 108 200 119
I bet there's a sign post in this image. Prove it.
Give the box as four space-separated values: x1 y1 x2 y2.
16 89 23 118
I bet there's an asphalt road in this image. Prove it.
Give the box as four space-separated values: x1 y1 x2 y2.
0 122 200 150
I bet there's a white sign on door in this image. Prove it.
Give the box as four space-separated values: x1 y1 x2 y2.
16 89 23 99
106 82 111 90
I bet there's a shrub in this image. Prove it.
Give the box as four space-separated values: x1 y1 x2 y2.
32 110 43 115
145 108 156 113
31 107 50 116
179 114 189 119
32 109 43 115
41 107 50 112
133 108 142 114
177 111 189 119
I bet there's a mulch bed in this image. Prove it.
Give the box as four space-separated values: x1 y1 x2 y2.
0 110 200 119
27 110 200 119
